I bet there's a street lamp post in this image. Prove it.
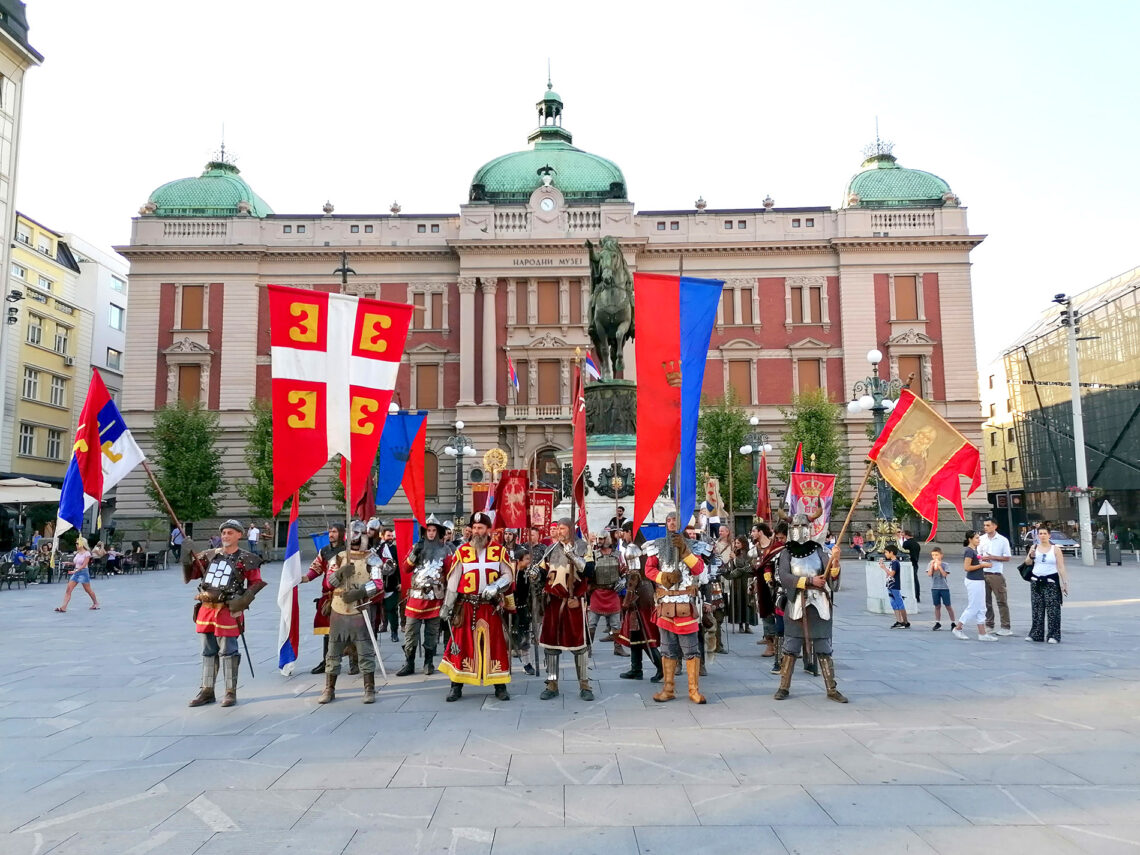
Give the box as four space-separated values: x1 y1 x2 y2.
846 349 905 556
739 416 772 528
1053 293 1094 566
443 420 476 526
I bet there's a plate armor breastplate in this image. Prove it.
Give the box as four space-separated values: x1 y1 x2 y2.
201 552 244 598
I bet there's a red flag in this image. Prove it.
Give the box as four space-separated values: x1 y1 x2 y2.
572 364 589 537
869 388 982 539
755 450 771 520
400 418 427 527
492 469 530 529
73 369 112 501
394 517 415 596
269 284 413 514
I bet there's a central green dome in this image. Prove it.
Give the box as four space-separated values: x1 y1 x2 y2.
469 85 627 204
145 161 273 218
844 146 952 209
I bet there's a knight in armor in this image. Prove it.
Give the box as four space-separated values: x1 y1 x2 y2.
439 512 514 702
300 524 359 675
588 535 627 657
617 523 663 681
775 514 847 703
537 518 593 700
645 511 709 704
397 514 450 677
318 521 381 705
183 519 266 708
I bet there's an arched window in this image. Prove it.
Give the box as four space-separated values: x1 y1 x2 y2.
424 450 439 499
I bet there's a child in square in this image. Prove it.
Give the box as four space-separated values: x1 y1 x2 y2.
881 544 909 628
926 547 956 630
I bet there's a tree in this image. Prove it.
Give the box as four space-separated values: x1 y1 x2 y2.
234 398 312 520
697 390 754 514
778 389 848 506
145 402 224 524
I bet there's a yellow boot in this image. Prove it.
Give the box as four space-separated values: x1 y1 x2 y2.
652 657 677 702
685 657 706 704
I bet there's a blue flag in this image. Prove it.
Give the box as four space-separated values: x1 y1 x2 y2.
374 410 428 506
677 277 724 528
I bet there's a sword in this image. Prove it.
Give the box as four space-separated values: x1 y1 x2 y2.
239 627 254 678
357 602 389 680
799 588 814 671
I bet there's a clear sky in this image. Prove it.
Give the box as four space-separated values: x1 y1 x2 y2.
15 0 1140 369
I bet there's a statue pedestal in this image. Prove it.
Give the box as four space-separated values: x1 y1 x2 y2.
863 560 922 615
585 380 636 436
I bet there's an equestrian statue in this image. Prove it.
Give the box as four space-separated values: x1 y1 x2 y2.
586 236 635 382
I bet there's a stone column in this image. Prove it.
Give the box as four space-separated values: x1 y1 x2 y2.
481 277 498 405
457 277 477 405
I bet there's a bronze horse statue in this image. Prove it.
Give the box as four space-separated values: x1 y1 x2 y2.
586 236 635 382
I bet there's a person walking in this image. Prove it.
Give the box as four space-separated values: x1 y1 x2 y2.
169 526 184 562
979 518 1013 635
55 538 99 612
1023 525 1069 644
952 531 996 641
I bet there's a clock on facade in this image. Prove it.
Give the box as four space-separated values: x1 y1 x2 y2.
539 197 555 212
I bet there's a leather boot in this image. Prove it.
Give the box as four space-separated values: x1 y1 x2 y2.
540 679 559 700
220 655 239 707
579 679 594 701
446 681 462 702
819 655 848 703
774 653 796 700
189 654 218 706
685 657 706 704
653 657 677 702
770 636 782 674
310 637 329 674
620 646 643 679
648 647 664 683
761 635 776 657
494 684 510 701
362 672 376 704
318 672 337 704
614 641 629 657
423 653 435 675
396 654 416 677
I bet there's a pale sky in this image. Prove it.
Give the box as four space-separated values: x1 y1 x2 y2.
16 0 1140 369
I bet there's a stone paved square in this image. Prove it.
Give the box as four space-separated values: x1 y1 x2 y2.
2 560 1139 854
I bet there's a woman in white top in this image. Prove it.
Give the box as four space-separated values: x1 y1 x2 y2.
1022 525 1069 643
55 537 100 612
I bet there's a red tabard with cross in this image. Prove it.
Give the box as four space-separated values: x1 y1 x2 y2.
439 543 512 686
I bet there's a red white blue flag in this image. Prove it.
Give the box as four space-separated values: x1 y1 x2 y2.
56 369 145 535
506 354 520 392
584 352 601 382
277 494 302 675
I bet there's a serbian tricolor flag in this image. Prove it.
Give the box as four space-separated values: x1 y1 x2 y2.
57 369 145 535
584 352 601 382
869 388 982 539
572 363 589 537
373 410 428 526
269 284 413 514
276 494 302 676
755 449 771 520
506 354 520 393
632 272 723 534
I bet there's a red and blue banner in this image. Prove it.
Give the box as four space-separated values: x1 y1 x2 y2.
632 273 724 534
57 369 145 535
373 410 428 525
276 494 302 675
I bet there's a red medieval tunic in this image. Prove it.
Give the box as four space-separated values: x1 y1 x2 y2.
440 542 512 686
644 543 705 636
303 544 339 635
538 541 588 651
188 548 264 638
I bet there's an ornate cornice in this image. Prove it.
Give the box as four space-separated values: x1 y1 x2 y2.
641 242 833 258
830 235 986 252
115 245 457 262
451 238 649 254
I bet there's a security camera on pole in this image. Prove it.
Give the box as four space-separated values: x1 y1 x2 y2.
1053 294 1094 567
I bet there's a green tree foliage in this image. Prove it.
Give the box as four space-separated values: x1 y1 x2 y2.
234 399 312 520
697 391 754 513
778 389 848 506
145 402 224 524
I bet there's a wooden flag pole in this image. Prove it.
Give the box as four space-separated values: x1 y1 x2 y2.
828 460 875 569
142 459 186 536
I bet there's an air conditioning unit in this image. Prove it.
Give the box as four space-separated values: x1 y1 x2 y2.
63 356 75 367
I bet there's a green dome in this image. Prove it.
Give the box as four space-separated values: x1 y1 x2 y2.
469 86 626 204
146 161 273 218
844 152 952 208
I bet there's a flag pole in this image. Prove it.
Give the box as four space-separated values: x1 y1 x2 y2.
827 460 875 570
142 459 186 536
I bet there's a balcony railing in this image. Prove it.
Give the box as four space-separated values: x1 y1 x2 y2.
506 404 570 421
163 221 228 238
870 211 936 231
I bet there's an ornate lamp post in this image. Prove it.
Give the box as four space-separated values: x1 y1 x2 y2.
739 416 772 520
846 348 904 556
443 420 476 525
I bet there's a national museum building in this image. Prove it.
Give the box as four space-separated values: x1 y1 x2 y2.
114 85 987 534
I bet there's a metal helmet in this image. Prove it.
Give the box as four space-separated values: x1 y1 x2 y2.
789 513 813 546
423 513 446 536
219 519 244 533
367 517 381 531
349 519 366 545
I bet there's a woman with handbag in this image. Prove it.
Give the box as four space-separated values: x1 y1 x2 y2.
1021 525 1069 644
